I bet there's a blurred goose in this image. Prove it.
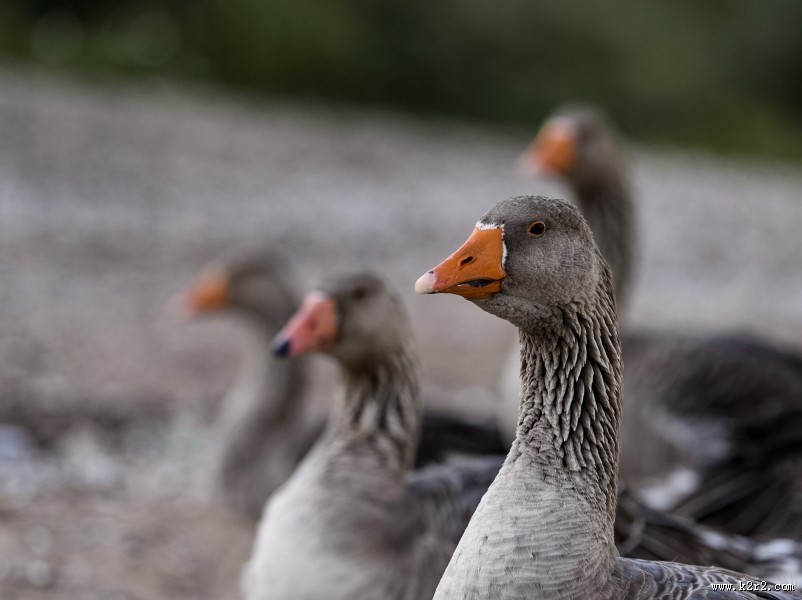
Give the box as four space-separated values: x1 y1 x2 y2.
499 107 802 538
181 254 319 520
242 273 504 600
416 195 802 598
181 254 506 520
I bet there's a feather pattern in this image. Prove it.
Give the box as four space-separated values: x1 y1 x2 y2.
616 488 802 586
610 558 798 599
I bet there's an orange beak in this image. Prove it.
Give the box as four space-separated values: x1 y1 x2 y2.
181 269 231 317
273 293 338 357
415 226 507 300
518 119 577 177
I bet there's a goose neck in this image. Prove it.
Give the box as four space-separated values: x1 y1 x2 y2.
326 343 422 475
222 324 305 434
511 294 622 521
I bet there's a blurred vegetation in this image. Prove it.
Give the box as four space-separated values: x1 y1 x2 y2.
1 0 802 159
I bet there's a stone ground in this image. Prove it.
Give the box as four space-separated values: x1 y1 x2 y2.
0 68 801 598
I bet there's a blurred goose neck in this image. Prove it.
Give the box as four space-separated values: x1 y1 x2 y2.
573 172 635 312
326 343 422 475
223 323 304 431
216 322 308 518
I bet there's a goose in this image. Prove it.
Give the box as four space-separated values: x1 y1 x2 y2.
499 107 802 537
241 272 504 600
416 194 802 599
180 253 507 520
181 254 320 520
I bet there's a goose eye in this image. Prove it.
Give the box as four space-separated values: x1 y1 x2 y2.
528 221 546 237
352 288 368 300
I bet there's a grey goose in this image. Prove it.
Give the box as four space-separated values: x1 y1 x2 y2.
416 195 801 599
241 272 504 600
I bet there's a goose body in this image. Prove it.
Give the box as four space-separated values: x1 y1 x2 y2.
244 439 502 599
242 273 503 600
180 254 506 521
502 108 802 538
417 195 802 599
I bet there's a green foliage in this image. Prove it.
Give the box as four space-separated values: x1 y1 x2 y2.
0 4 32 55
2 0 801 159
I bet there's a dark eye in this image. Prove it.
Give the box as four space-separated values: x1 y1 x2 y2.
352 287 368 300
528 221 546 237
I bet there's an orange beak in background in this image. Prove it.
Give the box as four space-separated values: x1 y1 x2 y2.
273 293 338 357
415 226 507 300
518 119 577 177
181 269 231 317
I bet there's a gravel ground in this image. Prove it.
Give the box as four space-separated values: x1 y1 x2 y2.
0 68 801 598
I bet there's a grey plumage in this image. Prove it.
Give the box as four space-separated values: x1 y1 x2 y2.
242 273 504 600
610 559 796 599
420 195 802 599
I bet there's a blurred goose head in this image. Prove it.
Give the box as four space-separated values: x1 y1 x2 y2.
179 251 297 329
272 272 411 369
518 106 625 189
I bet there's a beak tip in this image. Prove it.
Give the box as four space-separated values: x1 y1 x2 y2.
272 337 292 358
414 272 438 295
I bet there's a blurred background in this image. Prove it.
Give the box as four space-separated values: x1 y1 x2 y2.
2 0 802 157
0 1 801 598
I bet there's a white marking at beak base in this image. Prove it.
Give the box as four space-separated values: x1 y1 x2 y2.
475 222 508 269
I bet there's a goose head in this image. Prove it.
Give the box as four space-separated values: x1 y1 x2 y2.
178 252 296 329
272 273 410 369
518 106 623 189
415 195 609 330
